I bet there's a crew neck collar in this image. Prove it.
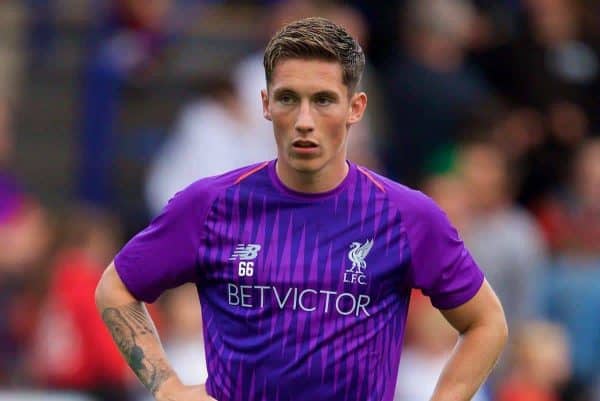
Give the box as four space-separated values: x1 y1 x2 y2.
267 159 356 201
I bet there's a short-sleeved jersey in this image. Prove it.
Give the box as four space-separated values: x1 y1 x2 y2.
115 160 484 401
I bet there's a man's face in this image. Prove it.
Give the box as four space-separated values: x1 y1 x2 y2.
262 59 366 176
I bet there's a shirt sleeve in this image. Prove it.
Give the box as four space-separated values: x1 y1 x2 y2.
404 192 484 309
114 181 212 303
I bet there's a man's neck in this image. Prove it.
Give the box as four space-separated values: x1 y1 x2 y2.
275 159 349 194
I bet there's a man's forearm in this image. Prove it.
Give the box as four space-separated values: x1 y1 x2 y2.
430 322 507 401
95 263 182 399
101 301 177 396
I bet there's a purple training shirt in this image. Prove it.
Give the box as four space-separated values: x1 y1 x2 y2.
115 160 484 401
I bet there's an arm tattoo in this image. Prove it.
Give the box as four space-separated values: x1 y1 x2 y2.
102 303 173 395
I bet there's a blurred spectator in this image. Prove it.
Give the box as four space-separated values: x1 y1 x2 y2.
477 0 599 208
424 140 547 330
144 75 276 215
538 254 600 400
518 100 590 209
382 0 492 187
0 101 49 271
0 0 25 100
395 291 489 401
345 0 405 70
0 392 94 401
0 99 51 385
422 173 471 234
466 99 589 209
487 106 546 164
473 0 600 129
79 0 173 207
536 138 600 255
454 140 547 328
29 207 133 401
496 321 571 401
534 139 600 399
508 0 599 118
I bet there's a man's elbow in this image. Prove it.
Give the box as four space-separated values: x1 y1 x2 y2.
481 284 509 349
501 314 509 342
488 303 509 351
466 296 509 351
95 261 135 310
95 264 112 311
497 314 509 348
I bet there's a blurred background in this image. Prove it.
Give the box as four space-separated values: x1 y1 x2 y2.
0 0 599 400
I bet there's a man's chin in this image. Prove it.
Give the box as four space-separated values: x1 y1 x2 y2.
288 157 324 174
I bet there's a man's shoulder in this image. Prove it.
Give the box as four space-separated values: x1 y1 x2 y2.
356 166 436 216
156 161 271 220
181 161 271 200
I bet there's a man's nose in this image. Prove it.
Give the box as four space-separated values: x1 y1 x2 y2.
295 100 314 134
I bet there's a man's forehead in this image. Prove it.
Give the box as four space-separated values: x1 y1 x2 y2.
269 58 345 91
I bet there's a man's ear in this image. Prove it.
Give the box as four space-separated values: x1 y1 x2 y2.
347 92 367 125
261 89 271 121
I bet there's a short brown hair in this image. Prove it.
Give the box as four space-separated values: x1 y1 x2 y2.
263 17 365 92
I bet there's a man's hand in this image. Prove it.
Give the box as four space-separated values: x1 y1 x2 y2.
156 383 218 401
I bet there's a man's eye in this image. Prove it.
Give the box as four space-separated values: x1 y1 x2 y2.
315 97 332 106
279 95 295 104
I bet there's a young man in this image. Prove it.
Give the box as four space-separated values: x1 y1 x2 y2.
95 17 508 401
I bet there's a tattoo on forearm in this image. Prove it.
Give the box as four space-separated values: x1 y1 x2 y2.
102 303 173 395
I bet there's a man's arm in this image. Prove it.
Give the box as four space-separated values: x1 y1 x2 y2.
95 262 216 401
431 280 508 401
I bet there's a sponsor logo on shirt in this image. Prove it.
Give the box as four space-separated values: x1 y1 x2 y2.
227 284 371 317
344 239 373 285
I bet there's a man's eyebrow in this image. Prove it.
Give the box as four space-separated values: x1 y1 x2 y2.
272 87 297 96
312 90 339 99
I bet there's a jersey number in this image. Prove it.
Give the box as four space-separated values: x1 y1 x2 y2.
238 261 254 277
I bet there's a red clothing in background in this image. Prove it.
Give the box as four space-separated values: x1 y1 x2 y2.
536 198 600 254
496 378 559 401
32 249 130 389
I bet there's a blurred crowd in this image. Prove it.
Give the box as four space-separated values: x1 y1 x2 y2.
1 0 600 401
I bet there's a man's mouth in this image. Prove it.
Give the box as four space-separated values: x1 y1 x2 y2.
292 140 318 148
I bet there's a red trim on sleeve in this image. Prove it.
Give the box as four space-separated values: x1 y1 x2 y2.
235 162 269 184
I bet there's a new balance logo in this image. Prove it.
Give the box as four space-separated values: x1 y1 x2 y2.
229 244 262 261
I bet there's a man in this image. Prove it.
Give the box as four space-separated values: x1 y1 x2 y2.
95 17 508 401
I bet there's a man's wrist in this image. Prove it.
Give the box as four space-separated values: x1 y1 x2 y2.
154 375 184 401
